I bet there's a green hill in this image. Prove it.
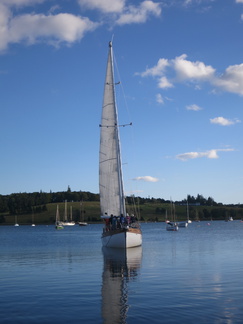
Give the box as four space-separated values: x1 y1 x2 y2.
2 200 243 225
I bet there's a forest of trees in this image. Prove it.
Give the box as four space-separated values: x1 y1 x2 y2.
0 187 241 216
0 187 99 215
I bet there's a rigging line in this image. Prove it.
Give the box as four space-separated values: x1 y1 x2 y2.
113 51 132 123
113 45 138 203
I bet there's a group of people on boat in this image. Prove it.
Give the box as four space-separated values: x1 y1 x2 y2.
104 213 137 232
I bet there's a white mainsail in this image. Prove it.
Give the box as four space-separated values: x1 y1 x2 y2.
99 41 126 218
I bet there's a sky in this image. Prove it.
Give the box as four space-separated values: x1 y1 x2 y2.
0 0 243 204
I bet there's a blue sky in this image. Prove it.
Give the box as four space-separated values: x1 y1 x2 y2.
1 0 243 204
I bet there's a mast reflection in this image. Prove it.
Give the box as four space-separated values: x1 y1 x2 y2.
101 247 142 324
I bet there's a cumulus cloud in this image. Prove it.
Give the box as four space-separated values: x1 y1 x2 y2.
186 104 202 111
213 64 243 95
176 148 234 161
137 53 243 96
116 1 162 25
173 54 215 81
210 117 241 126
133 176 159 182
0 0 162 52
158 76 173 89
137 54 215 88
0 2 98 51
140 58 169 77
78 0 162 25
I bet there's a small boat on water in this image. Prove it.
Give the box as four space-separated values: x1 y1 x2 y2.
14 215 19 226
55 205 64 230
31 211 35 226
79 222 88 226
59 201 75 226
186 199 192 223
225 216 233 222
59 220 75 226
166 222 179 231
166 201 179 231
99 41 142 248
165 209 170 223
79 201 88 226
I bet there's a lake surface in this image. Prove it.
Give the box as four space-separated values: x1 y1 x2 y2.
1 221 243 323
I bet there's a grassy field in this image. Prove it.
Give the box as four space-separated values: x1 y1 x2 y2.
1 201 243 225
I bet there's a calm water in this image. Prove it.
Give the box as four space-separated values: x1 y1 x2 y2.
1 221 243 323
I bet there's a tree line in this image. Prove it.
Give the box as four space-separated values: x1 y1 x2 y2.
0 187 99 215
0 187 241 216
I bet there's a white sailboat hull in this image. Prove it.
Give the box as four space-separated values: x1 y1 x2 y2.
59 221 75 226
102 228 142 248
78 222 88 226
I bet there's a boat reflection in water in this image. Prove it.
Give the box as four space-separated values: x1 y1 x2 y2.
101 246 142 324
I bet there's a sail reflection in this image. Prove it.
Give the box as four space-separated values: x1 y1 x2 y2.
101 246 142 324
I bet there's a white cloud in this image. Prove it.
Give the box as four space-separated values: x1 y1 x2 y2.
138 54 243 96
0 8 98 51
78 0 162 24
210 117 241 126
140 58 169 77
78 0 125 13
137 58 172 88
213 64 243 95
137 54 215 90
186 104 202 111
0 0 162 52
173 54 215 81
116 1 162 25
133 176 159 182
236 0 243 3
158 76 173 89
176 148 234 161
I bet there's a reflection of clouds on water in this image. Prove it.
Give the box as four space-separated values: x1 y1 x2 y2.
101 247 142 324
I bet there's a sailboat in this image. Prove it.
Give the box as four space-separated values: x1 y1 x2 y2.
59 200 75 226
99 41 142 248
165 209 170 223
55 204 64 230
14 215 19 227
187 200 192 223
166 201 179 231
78 201 88 226
31 209 35 226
